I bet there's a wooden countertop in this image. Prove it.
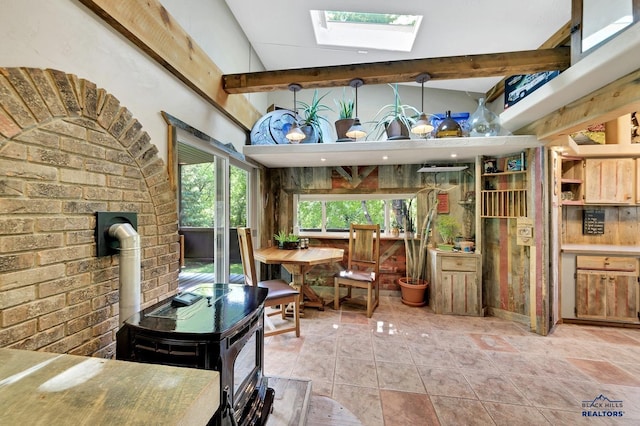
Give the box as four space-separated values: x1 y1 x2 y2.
561 244 640 256
0 348 220 425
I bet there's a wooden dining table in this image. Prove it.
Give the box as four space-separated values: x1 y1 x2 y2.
253 246 344 310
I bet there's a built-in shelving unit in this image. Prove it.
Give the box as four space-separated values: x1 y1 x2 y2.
480 158 528 218
560 156 584 205
243 135 542 168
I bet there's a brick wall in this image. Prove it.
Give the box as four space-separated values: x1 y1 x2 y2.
0 68 179 358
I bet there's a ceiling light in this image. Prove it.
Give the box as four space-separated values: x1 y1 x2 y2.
285 84 305 143
417 164 468 173
411 73 434 137
382 155 388 160
346 78 367 140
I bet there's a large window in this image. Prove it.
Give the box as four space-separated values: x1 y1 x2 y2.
295 193 415 234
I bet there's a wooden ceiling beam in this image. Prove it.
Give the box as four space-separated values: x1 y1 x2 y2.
485 21 572 103
223 48 571 94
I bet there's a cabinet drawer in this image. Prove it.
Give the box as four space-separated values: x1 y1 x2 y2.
440 256 477 272
576 256 637 272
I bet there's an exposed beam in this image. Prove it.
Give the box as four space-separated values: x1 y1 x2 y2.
223 48 571 94
485 21 572 103
517 68 640 141
78 0 261 131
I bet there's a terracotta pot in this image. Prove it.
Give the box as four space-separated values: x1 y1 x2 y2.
398 277 428 307
385 118 410 140
334 118 355 142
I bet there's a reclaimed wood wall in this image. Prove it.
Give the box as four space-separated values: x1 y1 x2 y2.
261 162 475 291
562 206 640 245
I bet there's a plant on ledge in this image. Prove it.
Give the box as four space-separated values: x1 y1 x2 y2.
435 214 461 248
371 83 421 140
297 89 332 143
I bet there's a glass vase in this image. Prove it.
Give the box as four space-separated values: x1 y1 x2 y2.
468 98 500 137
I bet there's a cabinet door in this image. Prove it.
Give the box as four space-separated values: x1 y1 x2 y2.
440 271 479 315
576 270 606 318
584 159 635 204
605 272 639 322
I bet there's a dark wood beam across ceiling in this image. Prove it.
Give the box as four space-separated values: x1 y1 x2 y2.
222 47 570 94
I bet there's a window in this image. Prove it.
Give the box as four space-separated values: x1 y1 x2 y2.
310 10 422 53
295 193 415 235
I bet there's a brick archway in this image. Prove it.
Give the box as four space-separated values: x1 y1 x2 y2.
0 67 178 358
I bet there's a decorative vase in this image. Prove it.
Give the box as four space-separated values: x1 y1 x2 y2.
468 98 500 137
335 118 355 142
385 118 410 140
300 125 320 143
398 277 428 307
435 111 462 138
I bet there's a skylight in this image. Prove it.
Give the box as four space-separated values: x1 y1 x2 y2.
310 10 422 53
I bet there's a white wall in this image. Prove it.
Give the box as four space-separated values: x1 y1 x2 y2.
0 0 264 162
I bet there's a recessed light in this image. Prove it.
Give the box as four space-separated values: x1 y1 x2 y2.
450 153 457 158
320 157 326 162
382 155 388 160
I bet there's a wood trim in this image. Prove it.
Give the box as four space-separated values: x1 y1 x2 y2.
223 48 570 94
485 22 572 103
517 68 640 140
78 0 261 131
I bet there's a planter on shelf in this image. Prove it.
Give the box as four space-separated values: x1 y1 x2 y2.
300 125 320 144
398 277 428 307
385 118 411 140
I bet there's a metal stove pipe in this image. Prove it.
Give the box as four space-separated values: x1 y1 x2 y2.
108 223 141 326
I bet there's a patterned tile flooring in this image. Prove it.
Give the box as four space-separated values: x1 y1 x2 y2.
263 287 640 425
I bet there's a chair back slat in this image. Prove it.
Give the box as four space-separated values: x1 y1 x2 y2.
237 227 257 287
347 224 380 276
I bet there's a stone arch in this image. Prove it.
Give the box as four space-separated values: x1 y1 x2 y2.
0 67 179 358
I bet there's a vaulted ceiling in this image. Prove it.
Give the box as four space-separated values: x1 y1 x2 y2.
223 0 572 94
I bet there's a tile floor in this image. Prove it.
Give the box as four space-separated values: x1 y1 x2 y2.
263 288 640 426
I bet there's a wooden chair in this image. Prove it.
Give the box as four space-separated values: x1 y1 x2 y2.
334 224 380 318
237 227 300 337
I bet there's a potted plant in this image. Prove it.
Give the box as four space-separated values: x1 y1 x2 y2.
371 83 421 140
390 218 400 237
397 191 438 306
274 231 299 250
435 214 461 251
334 89 355 142
297 89 332 143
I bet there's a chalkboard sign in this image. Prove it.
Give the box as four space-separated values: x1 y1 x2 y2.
583 209 605 234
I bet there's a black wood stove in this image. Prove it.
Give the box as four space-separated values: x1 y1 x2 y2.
116 283 273 426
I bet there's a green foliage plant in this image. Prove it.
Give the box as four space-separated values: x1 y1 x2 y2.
297 89 332 140
274 230 299 244
371 83 421 140
403 190 437 284
334 88 354 119
435 215 460 245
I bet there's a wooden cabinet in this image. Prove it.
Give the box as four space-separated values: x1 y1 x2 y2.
429 249 482 316
575 256 639 323
584 158 635 204
560 156 584 205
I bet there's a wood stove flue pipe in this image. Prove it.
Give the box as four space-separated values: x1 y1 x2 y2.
109 223 141 326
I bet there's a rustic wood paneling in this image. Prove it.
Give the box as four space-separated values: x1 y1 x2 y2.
563 206 640 246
